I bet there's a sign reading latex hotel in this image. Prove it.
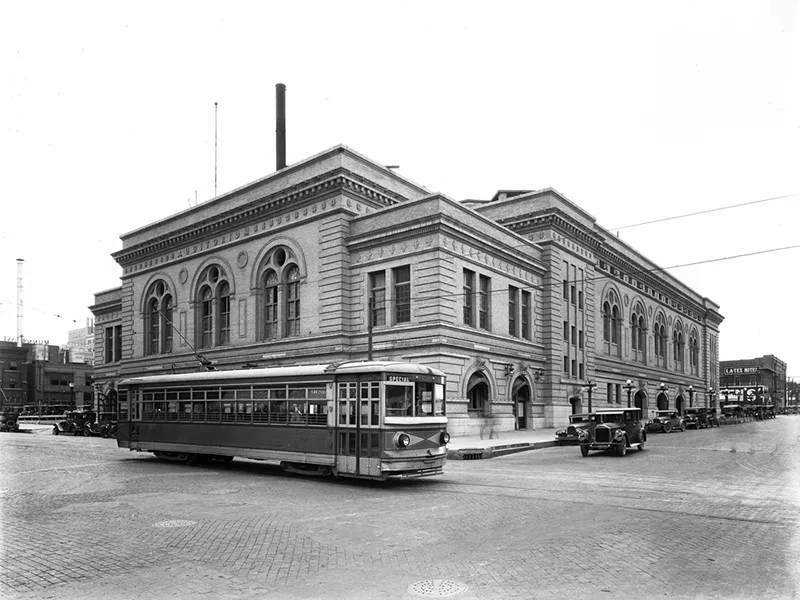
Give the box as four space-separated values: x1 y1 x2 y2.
724 367 759 374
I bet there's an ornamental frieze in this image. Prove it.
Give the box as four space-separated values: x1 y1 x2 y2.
123 197 338 275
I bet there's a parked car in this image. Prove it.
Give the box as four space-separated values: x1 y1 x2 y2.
0 412 19 433
555 413 593 446
683 408 701 429
646 410 686 433
576 408 646 457
53 410 97 436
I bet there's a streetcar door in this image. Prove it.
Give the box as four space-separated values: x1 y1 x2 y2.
335 379 381 478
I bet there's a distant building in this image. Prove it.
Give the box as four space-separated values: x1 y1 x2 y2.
66 318 95 365
719 355 787 409
90 145 723 436
0 341 93 415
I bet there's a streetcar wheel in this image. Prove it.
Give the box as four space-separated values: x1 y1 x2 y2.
580 444 589 457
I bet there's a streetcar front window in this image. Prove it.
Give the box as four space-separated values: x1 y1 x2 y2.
386 384 413 416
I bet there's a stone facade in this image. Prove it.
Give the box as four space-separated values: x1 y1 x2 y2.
90 145 723 436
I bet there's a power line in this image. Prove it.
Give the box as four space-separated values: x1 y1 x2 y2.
608 193 798 231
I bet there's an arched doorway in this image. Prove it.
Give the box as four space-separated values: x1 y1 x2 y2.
633 390 648 414
675 395 685 415
467 372 490 417
656 393 669 411
570 397 582 414
512 378 530 430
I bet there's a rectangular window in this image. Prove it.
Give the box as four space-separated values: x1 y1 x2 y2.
607 383 613 403
578 290 584 310
478 275 490 330
114 325 122 362
563 321 569 342
579 363 584 379
463 269 475 326
393 265 411 323
521 291 531 340
508 286 518 336
105 327 114 363
579 330 584 350
369 271 386 327
563 356 569 374
571 325 576 346
571 359 577 377
563 260 569 299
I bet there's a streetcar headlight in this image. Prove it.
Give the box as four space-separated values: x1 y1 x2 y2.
393 432 411 448
440 431 450 445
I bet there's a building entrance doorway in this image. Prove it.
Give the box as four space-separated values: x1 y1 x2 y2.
512 379 530 430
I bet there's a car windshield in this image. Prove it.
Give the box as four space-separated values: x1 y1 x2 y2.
569 414 589 424
596 412 623 423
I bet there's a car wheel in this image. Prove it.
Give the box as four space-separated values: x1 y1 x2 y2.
580 444 589 457
637 440 645 451
617 439 627 457
663 422 673 433
680 422 686 432
52 427 59 435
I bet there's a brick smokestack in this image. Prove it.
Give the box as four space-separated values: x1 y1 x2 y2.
276 83 286 170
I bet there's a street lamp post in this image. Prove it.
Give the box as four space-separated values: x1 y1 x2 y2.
688 385 694 408
623 380 635 408
582 381 597 413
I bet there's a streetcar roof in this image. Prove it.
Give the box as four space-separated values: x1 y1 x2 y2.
118 360 445 386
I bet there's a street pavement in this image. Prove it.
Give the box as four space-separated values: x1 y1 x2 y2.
1 418 799 600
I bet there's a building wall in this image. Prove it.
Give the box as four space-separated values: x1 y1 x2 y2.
90 145 723 435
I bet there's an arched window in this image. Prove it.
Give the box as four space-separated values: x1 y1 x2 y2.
602 290 621 356
144 280 173 356
673 328 685 371
285 266 300 337
653 314 667 368
689 331 699 374
630 303 646 363
259 247 303 340
263 271 279 340
196 265 231 349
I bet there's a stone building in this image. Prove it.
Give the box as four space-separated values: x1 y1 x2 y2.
90 145 723 436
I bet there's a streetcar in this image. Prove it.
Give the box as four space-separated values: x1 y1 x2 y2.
116 361 449 480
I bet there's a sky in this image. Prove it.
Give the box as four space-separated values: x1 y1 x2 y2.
1 1 798 378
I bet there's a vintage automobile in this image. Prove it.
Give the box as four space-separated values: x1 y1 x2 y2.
576 408 646 457
555 413 593 446
646 410 686 433
0 412 19 433
683 408 701 429
53 410 97 436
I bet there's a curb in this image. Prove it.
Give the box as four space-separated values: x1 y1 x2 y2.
447 440 559 460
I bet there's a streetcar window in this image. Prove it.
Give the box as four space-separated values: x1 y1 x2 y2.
166 401 178 421
307 400 327 426
179 401 192 421
386 384 413 416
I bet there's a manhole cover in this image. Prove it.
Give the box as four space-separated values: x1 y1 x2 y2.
408 579 468 597
153 520 197 528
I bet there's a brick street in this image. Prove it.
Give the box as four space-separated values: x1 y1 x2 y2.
1 417 798 600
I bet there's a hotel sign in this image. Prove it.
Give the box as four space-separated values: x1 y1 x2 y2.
724 367 759 374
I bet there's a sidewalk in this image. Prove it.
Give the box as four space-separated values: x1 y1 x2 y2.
446 427 560 460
